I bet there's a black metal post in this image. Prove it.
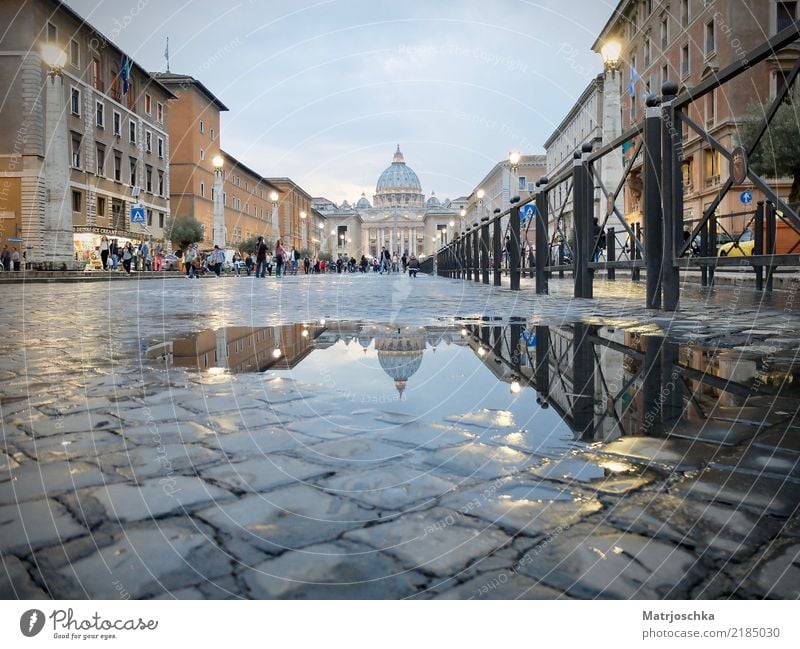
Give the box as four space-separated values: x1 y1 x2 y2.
632 222 641 282
661 83 680 311
464 228 472 281
661 340 682 425
509 205 521 291
709 212 717 286
481 217 490 284
754 201 764 291
535 325 550 399
572 323 596 440
572 150 591 297
535 179 549 294
766 200 776 292
644 95 663 309
607 227 616 281
493 216 502 286
700 219 708 286
643 335 663 434
558 240 565 279
473 222 480 284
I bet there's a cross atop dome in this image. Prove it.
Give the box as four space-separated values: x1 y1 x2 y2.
392 144 404 163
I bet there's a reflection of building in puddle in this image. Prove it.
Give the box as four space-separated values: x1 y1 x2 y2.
374 325 426 395
147 324 324 372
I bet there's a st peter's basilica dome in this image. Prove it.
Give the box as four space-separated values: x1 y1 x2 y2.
374 145 425 210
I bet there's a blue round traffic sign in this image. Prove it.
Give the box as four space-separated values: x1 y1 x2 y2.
740 191 753 205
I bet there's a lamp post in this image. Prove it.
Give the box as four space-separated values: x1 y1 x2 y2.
41 44 76 269
300 210 307 250
270 190 279 241
600 40 624 233
212 155 225 249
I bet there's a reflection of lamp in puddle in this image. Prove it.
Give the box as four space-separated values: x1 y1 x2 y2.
301 329 309 338
319 318 326 326
510 378 521 394
272 347 282 359
477 346 486 357
460 328 468 337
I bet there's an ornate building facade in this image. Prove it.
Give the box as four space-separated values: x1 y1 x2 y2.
313 146 462 259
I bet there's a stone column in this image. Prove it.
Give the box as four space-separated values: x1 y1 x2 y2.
602 68 624 223
42 70 78 269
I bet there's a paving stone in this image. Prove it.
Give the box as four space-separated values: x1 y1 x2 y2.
205 428 319 457
435 571 567 599
0 460 116 506
120 420 216 444
19 411 119 437
321 465 456 509
0 451 20 473
0 555 49 598
746 541 800 598
670 468 800 517
0 498 86 555
374 422 478 450
204 408 290 434
202 455 330 493
71 477 233 524
15 431 129 463
514 523 700 598
422 442 537 480
245 542 427 598
196 484 374 553
296 437 413 466
345 506 510 577
445 408 518 431
103 444 226 481
599 436 724 472
605 493 781 561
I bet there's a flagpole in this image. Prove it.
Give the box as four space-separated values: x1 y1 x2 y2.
165 37 170 72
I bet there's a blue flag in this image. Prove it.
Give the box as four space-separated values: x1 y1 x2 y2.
119 54 132 94
628 66 641 97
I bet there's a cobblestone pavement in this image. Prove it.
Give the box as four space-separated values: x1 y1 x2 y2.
1 273 799 599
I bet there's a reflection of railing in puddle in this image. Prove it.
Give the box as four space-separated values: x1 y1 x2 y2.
146 323 326 373
461 322 797 444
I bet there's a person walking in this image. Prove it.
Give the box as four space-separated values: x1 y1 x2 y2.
210 245 225 277
153 246 163 272
1 245 10 272
290 246 299 275
99 236 109 270
121 242 133 274
407 254 420 277
401 252 407 273
255 236 267 278
109 239 119 270
303 256 310 274
274 239 286 278
391 253 399 273
141 240 149 271
185 244 197 278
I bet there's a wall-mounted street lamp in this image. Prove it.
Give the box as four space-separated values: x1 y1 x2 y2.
269 190 280 240
42 44 67 78
509 151 521 173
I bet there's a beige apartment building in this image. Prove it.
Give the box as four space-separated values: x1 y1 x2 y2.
0 0 173 268
155 73 282 251
592 0 799 238
265 177 313 253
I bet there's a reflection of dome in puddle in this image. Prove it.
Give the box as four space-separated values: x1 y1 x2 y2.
374 326 426 395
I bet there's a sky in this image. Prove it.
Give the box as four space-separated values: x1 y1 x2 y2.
64 0 615 204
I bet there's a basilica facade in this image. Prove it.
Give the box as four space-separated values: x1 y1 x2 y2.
312 146 467 260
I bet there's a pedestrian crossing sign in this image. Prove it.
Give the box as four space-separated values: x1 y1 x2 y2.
520 204 537 222
130 206 145 224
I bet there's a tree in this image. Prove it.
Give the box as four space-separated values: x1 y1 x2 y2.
239 235 273 255
738 101 800 208
166 215 205 250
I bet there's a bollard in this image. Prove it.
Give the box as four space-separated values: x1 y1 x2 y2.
766 200 776 292
607 227 616 281
465 227 473 281
754 201 764 291
709 211 717 286
644 94 663 309
700 219 708 286
572 323 596 440
535 178 549 295
558 240 565 279
573 146 593 298
632 222 642 282
493 213 502 286
473 222 481 284
480 216 490 285
509 204 521 291
661 82 681 311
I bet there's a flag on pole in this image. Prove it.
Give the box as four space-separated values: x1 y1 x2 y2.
119 54 132 94
164 37 170 72
628 65 641 97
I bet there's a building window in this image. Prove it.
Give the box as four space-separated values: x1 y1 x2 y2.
91 58 102 92
145 130 152 153
71 133 81 168
662 63 669 89
210 127 215 142
661 15 668 49
681 43 690 78
200 182 205 198
144 93 152 115
234 176 240 187
705 19 716 57
97 196 105 218
704 149 721 186
70 87 80 115
126 79 135 111
158 170 164 196
129 157 137 186
157 137 164 159
147 209 153 226
95 100 104 127
681 0 689 28
199 120 205 134
682 157 693 191
69 39 79 68
129 121 136 144
778 2 798 32
113 110 121 136
71 190 81 212
47 22 57 42
705 89 716 126
96 144 105 176
114 151 122 182
145 165 153 192
200 149 205 161
518 176 527 191
644 36 651 67
158 212 165 229
156 102 164 123
211 187 215 200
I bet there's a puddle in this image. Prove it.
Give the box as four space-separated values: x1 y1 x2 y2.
145 319 800 451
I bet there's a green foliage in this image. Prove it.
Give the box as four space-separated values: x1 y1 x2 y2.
317 251 333 262
166 215 205 250
238 235 273 254
738 101 800 206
